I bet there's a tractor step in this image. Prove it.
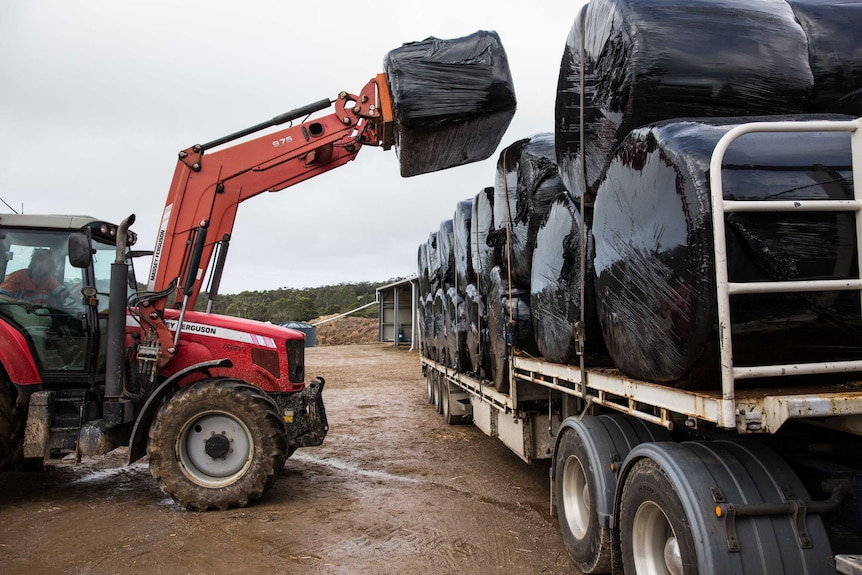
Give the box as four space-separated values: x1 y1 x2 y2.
23 389 88 462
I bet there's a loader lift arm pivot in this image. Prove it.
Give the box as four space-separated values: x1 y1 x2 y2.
143 74 394 367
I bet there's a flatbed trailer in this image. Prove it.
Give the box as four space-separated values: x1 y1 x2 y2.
423 354 862 460
423 351 862 573
420 117 862 574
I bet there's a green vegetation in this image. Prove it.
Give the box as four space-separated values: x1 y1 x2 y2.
191 281 395 323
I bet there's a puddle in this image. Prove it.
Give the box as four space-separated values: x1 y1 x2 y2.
291 451 420 484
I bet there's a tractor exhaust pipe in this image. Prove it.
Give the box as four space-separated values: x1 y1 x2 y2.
105 214 136 402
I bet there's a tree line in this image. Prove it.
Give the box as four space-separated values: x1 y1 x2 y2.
192 280 392 323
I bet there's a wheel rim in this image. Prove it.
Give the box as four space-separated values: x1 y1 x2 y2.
561 454 590 539
176 410 254 488
631 501 683 575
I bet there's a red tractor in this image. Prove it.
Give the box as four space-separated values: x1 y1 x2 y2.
0 76 393 510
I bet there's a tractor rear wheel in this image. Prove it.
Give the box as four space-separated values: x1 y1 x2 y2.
147 378 287 511
0 372 24 471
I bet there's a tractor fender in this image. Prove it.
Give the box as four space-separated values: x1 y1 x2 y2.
127 358 232 464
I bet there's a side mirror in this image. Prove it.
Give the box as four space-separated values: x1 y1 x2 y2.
68 232 92 268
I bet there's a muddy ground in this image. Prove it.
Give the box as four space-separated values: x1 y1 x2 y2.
0 344 575 574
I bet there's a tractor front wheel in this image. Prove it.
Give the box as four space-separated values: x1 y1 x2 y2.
147 378 287 511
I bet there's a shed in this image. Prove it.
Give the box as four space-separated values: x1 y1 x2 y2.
376 277 418 348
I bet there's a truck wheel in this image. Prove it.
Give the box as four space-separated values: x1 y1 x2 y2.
429 371 439 410
619 457 697 575
555 416 671 573
555 427 612 574
0 372 24 471
442 379 457 424
619 441 833 574
426 371 435 404
147 378 287 511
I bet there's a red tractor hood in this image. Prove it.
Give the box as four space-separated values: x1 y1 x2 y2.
162 309 306 345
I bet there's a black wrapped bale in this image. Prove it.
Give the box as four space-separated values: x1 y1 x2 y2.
443 287 469 372
417 243 435 359
593 117 861 388
453 199 475 294
417 242 431 298
494 133 569 287
384 30 517 177
465 283 492 379
486 266 536 393
438 219 455 289
431 288 447 363
426 232 440 294
471 186 499 296
786 0 862 115
419 292 434 359
531 193 606 364
555 0 814 204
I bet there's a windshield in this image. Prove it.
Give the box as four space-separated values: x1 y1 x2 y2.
0 230 79 301
0 227 135 373
0 229 135 310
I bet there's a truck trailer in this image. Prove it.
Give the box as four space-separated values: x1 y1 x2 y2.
418 1 862 571
421 114 862 574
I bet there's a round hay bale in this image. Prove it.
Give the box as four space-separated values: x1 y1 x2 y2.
555 0 813 204
531 193 605 364
453 199 475 293
494 133 568 287
471 186 499 297
593 116 860 387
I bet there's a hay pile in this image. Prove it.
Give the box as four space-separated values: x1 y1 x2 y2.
311 315 378 346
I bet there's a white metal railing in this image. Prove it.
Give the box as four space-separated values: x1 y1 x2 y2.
710 117 862 429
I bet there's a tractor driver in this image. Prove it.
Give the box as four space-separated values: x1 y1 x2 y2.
0 249 66 306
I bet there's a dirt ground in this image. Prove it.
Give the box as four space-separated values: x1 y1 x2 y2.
0 344 575 575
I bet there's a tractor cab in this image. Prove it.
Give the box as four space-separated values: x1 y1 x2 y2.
0 214 137 385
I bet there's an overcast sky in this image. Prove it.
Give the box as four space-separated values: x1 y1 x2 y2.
0 0 585 293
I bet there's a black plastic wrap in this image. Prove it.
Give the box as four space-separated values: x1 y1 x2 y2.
465 283 492 380
453 199 475 294
593 116 861 388
443 286 469 371
486 266 536 393
494 133 569 287
417 242 431 298
531 193 606 364
470 186 499 296
384 30 517 177
555 0 814 204
431 288 447 363
787 0 862 115
437 219 455 288
419 292 433 358
426 231 440 294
